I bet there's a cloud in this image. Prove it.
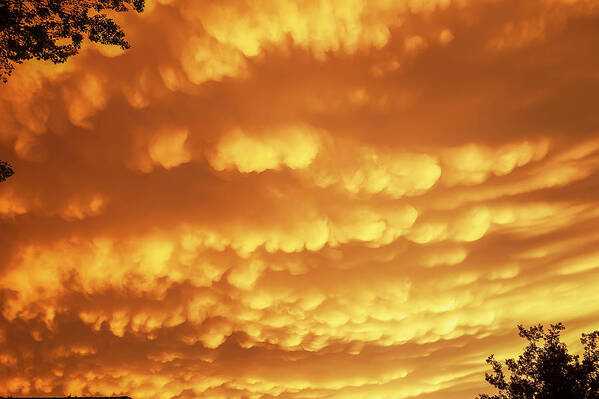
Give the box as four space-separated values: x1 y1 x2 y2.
210 125 321 173
147 128 192 171
2 0 599 398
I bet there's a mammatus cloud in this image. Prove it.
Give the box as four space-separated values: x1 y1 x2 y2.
210 125 321 173
2 0 599 398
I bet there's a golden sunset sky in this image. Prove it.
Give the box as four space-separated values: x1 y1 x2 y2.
1 0 599 398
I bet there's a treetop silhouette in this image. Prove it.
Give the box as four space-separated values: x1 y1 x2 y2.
0 160 14 183
0 0 145 82
477 323 599 399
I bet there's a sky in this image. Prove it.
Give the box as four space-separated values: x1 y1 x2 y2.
1 0 599 398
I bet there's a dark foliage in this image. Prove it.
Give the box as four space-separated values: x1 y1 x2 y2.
0 160 14 183
0 0 145 82
477 323 599 399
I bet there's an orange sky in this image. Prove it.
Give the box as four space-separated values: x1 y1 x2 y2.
1 0 599 398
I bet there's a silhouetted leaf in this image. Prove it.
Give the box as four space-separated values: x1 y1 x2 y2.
0 160 14 183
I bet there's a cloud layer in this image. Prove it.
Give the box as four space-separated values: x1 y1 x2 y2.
2 0 599 398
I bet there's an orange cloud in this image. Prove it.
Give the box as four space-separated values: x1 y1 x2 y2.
2 0 599 398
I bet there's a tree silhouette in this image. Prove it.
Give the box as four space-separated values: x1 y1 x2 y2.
477 323 599 399
0 160 14 183
0 0 145 82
